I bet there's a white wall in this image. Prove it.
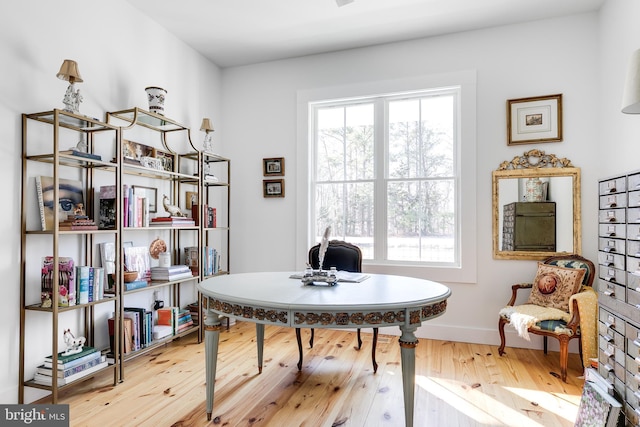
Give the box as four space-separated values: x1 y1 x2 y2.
0 0 222 403
221 13 602 347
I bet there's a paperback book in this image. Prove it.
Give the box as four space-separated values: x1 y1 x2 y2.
33 360 108 386
41 256 75 307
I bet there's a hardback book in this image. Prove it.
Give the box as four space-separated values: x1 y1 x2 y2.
77 266 91 304
33 360 108 386
43 348 101 370
45 346 98 365
37 353 104 378
41 256 75 307
124 280 148 291
108 317 134 354
60 149 102 161
35 175 84 231
98 185 116 229
574 370 622 427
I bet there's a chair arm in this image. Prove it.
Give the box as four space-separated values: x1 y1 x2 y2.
565 298 581 332
505 283 533 307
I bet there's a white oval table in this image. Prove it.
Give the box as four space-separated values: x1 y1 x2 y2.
197 272 451 427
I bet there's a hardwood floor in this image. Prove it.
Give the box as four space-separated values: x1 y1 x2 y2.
54 321 585 426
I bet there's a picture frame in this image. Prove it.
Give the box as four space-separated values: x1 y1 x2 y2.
123 140 154 165
263 157 284 176
263 179 284 198
131 185 157 213
185 191 198 209
154 149 175 172
507 94 562 145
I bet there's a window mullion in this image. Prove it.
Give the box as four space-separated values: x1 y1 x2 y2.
373 98 387 262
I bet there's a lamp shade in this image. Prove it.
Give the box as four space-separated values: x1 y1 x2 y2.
622 48 640 114
56 59 83 83
200 118 214 132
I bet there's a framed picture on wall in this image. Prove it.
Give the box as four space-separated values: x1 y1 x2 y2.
263 179 284 198
263 157 284 176
507 94 563 145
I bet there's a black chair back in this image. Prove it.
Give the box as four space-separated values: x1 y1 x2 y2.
308 240 362 273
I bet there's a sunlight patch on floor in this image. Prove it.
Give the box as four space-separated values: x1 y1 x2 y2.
504 386 579 423
416 375 573 427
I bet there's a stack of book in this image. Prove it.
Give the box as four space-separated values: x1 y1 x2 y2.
59 214 98 231
150 265 194 281
157 307 195 335
150 217 195 227
33 346 107 386
187 301 200 325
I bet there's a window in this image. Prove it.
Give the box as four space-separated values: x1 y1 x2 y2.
311 88 458 266
297 71 476 282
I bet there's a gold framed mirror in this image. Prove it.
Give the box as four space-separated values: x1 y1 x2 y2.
492 149 581 260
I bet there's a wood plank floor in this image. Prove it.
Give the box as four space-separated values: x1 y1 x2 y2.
53 321 585 426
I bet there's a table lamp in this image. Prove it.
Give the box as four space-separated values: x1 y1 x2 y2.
200 118 215 153
57 59 83 114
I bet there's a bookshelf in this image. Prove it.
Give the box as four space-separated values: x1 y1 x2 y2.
20 110 121 403
105 107 206 379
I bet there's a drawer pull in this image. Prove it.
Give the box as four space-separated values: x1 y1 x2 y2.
604 363 614 372
604 247 615 253
604 289 614 297
635 341 640 349
604 334 614 342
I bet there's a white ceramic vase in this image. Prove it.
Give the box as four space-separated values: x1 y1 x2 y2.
145 86 167 115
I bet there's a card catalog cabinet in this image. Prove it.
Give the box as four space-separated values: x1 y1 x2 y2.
598 171 640 426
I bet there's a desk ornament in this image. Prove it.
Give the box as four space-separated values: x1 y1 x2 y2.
300 226 337 286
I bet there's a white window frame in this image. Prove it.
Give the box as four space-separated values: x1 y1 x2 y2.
296 71 477 283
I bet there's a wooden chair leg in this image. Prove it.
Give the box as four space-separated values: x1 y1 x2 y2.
372 328 378 373
543 336 548 354
559 336 569 382
296 328 303 371
578 335 584 369
356 328 363 350
498 317 508 356
309 328 314 348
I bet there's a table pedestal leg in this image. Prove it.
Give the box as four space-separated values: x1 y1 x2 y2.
204 305 222 421
399 324 418 427
256 323 264 374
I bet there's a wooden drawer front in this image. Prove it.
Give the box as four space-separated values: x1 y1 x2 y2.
628 360 640 390
630 173 640 193
629 288 640 308
631 190 640 208
600 307 626 335
600 176 627 195
628 323 640 345
600 223 627 239
600 348 616 374
630 208 640 224
600 266 627 286
599 208 626 224
600 280 626 301
599 252 626 270
629 272 640 291
630 338 640 361
629 386 640 411
600 193 627 209
629 224 640 240
600 237 627 255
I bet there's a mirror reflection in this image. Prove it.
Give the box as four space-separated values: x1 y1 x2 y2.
492 150 581 260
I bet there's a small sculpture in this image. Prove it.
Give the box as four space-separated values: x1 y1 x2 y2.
318 226 331 271
162 194 185 217
62 329 86 356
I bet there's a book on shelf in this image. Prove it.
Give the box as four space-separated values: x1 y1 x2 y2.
125 307 152 350
34 175 84 231
60 149 102 161
45 346 98 365
98 185 116 229
58 215 98 230
187 301 200 325
150 216 195 227
43 348 101 370
37 353 105 378
124 280 148 291
108 317 134 354
150 265 195 281
32 360 108 386
575 369 622 427
41 256 75 307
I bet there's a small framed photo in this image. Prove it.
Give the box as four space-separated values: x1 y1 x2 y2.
507 94 562 145
263 179 284 198
185 191 198 209
154 149 175 172
132 185 158 213
263 157 284 176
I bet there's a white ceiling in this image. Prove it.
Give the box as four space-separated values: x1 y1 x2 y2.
125 0 604 68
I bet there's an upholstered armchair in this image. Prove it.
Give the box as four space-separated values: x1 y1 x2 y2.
297 240 378 372
498 254 596 382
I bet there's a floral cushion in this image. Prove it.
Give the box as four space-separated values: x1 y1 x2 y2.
526 262 586 312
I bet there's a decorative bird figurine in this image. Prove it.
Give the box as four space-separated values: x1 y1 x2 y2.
318 226 331 271
162 194 185 217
